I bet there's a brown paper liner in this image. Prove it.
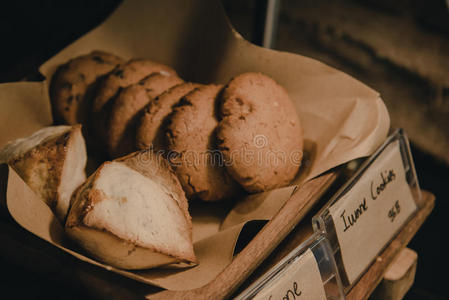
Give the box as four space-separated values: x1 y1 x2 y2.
0 0 389 290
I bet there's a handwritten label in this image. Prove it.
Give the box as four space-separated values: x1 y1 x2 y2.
329 140 417 284
253 249 326 300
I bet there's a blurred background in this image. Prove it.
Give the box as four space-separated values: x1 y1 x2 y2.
0 0 448 299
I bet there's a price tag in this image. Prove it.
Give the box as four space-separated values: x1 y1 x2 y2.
253 249 327 300
328 139 417 284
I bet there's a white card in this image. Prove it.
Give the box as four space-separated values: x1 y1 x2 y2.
329 139 417 283
253 249 327 300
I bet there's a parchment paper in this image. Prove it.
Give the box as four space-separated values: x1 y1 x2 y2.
0 0 389 291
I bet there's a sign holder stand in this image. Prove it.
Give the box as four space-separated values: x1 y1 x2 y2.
313 129 424 293
233 129 434 300
235 231 345 300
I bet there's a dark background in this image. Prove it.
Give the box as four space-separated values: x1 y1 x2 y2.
0 1 448 299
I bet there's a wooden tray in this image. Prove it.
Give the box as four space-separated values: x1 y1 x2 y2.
0 169 338 299
0 168 434 299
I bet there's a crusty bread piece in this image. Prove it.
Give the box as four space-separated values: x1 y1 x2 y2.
65 150 196 270
0 125 87 222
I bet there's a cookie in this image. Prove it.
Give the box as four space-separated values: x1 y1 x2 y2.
91 59 177 142
166 84 241 202
50 50 124 126
107 72 184 158
217 72 303 192
136 82 201 151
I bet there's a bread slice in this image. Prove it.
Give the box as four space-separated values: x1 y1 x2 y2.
65 150 196 270
0 125 87 222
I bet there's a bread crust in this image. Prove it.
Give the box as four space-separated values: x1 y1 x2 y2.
115 150 191 223
66 150 196 270
1 125 87 222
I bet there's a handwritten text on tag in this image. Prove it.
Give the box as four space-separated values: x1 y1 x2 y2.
329 140 416 284
253 249 326 300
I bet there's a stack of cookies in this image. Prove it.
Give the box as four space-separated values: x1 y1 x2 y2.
50 51 304 202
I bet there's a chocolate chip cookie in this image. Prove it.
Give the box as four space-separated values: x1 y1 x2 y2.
50 50 124 126
91 59 177 142
217 72 303 192
166 84 241 201
136 82 201 151
107 72 183 158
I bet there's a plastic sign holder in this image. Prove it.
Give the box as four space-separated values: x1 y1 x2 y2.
312 129 421 291
235 231 345 300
